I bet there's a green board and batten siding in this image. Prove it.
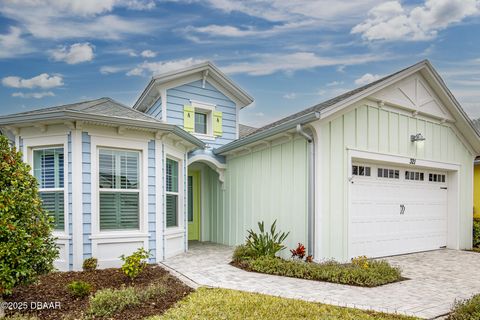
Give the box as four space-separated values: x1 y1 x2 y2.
203 137 309 253
319 103 474 261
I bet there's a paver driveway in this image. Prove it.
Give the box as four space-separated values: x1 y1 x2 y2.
161 242 480 319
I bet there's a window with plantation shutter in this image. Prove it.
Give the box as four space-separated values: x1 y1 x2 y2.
166 158 179 227
34 147 65 230
99 149 140 230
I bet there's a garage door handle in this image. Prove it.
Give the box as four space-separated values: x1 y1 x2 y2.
400 204 405 215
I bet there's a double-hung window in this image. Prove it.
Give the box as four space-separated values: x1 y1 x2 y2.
166 158 179 228
194 112 207 134
34 148 65 230
99 149 140 230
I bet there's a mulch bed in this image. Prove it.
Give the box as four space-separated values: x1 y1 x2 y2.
4 265 192 320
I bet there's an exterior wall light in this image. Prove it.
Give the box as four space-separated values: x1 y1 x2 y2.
410 133 426 142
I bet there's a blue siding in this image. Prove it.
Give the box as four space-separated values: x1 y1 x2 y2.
82 132 92 259
146 96 162 120
148 140 156 262
166 80 237 148
68 133 73 270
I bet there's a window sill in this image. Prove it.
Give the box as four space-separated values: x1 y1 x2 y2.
90 231 149 240
52 232 70 240
165 228 184 237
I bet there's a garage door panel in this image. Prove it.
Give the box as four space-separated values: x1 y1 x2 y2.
349 163 447 259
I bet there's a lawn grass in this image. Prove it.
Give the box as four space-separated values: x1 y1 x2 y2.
148 287 419 320
447 294 480 319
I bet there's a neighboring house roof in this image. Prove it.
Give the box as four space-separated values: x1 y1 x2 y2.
215 60 480 155
6 97 159 122
0 97 205 148
239 124 257 138
133 61 254 112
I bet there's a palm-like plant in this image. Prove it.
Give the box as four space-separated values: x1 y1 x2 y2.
245 220 289 258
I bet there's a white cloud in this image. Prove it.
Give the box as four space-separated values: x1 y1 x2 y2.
140 50 157 58
352 0 480 41
127 58 206 76
0 1 156 40
222 52 387 76
198 0 382 24
326 81 343 87
180 1 383 41
12 91 55 99
50 43 94 64
185 21 313 38
283 92 296 100
354 73 382 85
100 65 128 74
2 73 64 89
0 26 32 58
123 0 156 10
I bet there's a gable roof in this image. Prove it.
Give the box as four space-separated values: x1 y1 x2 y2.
0 98 205 148
239 124 257 138
215 60 480 155
133 61 254 112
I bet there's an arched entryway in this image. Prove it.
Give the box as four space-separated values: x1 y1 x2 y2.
187 150 226 242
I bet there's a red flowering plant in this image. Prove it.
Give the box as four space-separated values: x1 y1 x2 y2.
290 243 306 260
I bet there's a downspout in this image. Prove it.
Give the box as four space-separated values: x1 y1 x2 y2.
296 124 315 257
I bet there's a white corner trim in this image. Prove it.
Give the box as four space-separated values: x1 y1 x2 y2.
155 139 164 261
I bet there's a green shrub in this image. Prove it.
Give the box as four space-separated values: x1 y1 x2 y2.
448 294 480 320
244 256 402 287
245 220 289 258
67 280 92 298
0 136 58 295
82 257 98 271
232 245 256 262
88 286 139 317
473 218 480 248
88 282 166 317
120 248 150 280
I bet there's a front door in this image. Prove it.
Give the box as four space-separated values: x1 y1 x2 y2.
188 171 201 240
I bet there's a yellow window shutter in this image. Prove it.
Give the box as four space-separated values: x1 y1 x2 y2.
184 105 194 132
213 111 223 136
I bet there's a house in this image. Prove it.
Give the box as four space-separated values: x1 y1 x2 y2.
0 60 479 271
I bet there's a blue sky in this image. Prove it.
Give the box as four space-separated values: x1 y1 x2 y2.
0 0 479 127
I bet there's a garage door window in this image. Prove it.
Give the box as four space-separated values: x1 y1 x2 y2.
429 173 446 183
378 168 399 179
405 171 424 181
352 165 370 176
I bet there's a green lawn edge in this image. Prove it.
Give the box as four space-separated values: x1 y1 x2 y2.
148 287 419 320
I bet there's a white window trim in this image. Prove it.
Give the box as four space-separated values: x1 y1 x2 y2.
90 135 149 239
98 147 141 231
24 135 69 238
190 100 216 139
164 144 185 235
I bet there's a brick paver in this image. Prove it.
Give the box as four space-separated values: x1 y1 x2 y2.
161 242 480 319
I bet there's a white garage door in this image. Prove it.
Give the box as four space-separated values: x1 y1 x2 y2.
349 163 448 259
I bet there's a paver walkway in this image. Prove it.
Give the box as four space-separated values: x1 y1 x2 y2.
162 242 480 319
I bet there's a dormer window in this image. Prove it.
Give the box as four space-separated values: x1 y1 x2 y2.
184 100 223 138
194 112 207 134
